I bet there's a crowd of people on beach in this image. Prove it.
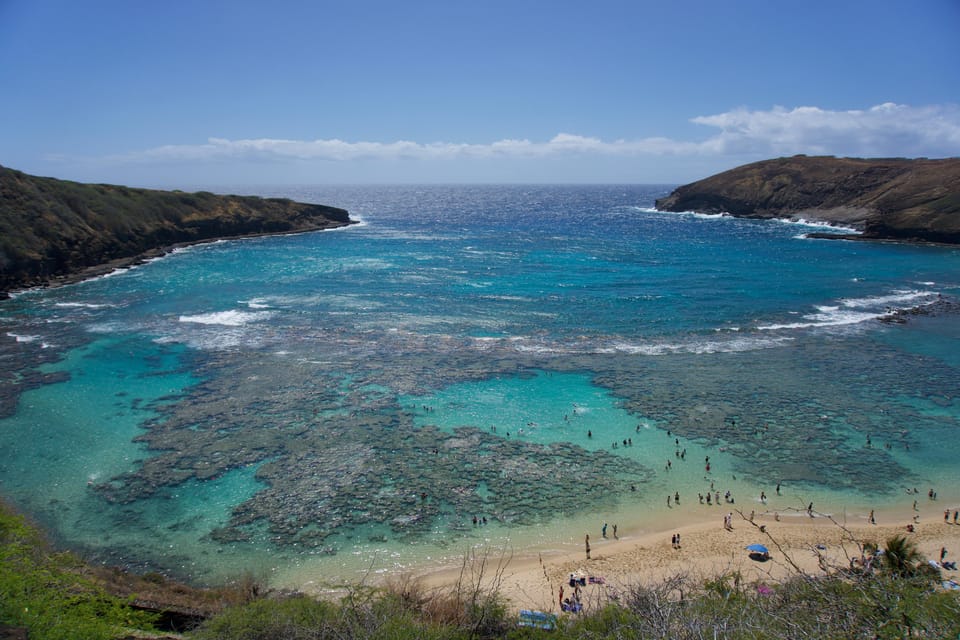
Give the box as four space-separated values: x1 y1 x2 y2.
581 420 954 559
488 404 956 614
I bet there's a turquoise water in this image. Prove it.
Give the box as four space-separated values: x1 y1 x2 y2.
1 184 958 586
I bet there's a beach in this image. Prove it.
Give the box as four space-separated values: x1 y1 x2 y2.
421 501 960 614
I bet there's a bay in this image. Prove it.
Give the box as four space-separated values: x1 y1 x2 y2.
1 184 958 586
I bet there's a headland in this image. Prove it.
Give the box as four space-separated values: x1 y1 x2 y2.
655 156 960 244
0 166 355 297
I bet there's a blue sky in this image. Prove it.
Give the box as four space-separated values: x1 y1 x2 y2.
1 0 958 187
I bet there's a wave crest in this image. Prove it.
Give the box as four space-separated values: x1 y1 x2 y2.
178 310 275 326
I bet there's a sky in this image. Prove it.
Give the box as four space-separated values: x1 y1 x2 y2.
1 0 959 187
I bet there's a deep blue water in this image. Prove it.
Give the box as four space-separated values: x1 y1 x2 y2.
1 184 958 585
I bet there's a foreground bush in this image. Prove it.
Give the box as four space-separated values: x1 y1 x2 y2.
192 550 512 640
559 570 959 639
191 571 960 640
193 548 960 640
189 592 470 640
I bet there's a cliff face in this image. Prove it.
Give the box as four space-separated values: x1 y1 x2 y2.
0 166 355 295
654 156 960 243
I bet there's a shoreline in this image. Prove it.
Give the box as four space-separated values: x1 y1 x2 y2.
2 219 358 299
4 482 958 617
416 500 960 614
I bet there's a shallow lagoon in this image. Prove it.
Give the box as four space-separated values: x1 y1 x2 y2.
1 184 958 586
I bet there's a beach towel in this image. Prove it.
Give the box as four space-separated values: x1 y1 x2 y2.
518 609 557 630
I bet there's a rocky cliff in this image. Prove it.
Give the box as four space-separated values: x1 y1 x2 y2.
655 156 960 243
0 166 355 295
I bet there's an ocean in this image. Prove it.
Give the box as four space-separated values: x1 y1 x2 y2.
1 184 958 588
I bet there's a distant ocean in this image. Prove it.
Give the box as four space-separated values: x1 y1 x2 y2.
1 184 958 587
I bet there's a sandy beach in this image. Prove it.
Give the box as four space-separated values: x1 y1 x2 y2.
421 502 960 614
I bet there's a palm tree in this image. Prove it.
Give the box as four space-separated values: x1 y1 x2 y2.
881 534 925 577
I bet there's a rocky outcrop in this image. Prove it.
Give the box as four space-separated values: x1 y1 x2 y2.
0 166 355 295
655 156 960 243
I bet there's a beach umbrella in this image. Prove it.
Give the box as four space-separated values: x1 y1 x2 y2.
746 544 769 554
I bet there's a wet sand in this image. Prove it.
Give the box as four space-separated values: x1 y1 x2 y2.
419 501 960 614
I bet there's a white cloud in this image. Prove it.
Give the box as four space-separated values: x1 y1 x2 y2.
691 103 960 157
117 131 718 163
95 103 960 167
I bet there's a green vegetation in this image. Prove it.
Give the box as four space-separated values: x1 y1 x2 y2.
2 499 958 639
189 558 512 640
879 534 926 577
192 561 958 640
0 502 158 639
184 560 960 639
0 165 352 294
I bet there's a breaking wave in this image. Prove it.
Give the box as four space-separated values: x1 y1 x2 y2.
178 310 275 326
758 289 941 331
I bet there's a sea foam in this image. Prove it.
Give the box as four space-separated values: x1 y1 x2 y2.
6 332 40 343
178 310 275 326
54 302 115 309
758 289 941 331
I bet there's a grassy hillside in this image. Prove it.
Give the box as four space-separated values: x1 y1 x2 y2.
0 166 353 295
0 500 160 639
655 156 960 243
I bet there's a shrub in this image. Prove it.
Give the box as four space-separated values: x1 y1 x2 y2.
190 595 337 640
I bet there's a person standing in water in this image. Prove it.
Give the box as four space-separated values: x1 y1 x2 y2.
585 534 591 559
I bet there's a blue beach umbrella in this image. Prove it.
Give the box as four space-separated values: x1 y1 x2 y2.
746 544 769 554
